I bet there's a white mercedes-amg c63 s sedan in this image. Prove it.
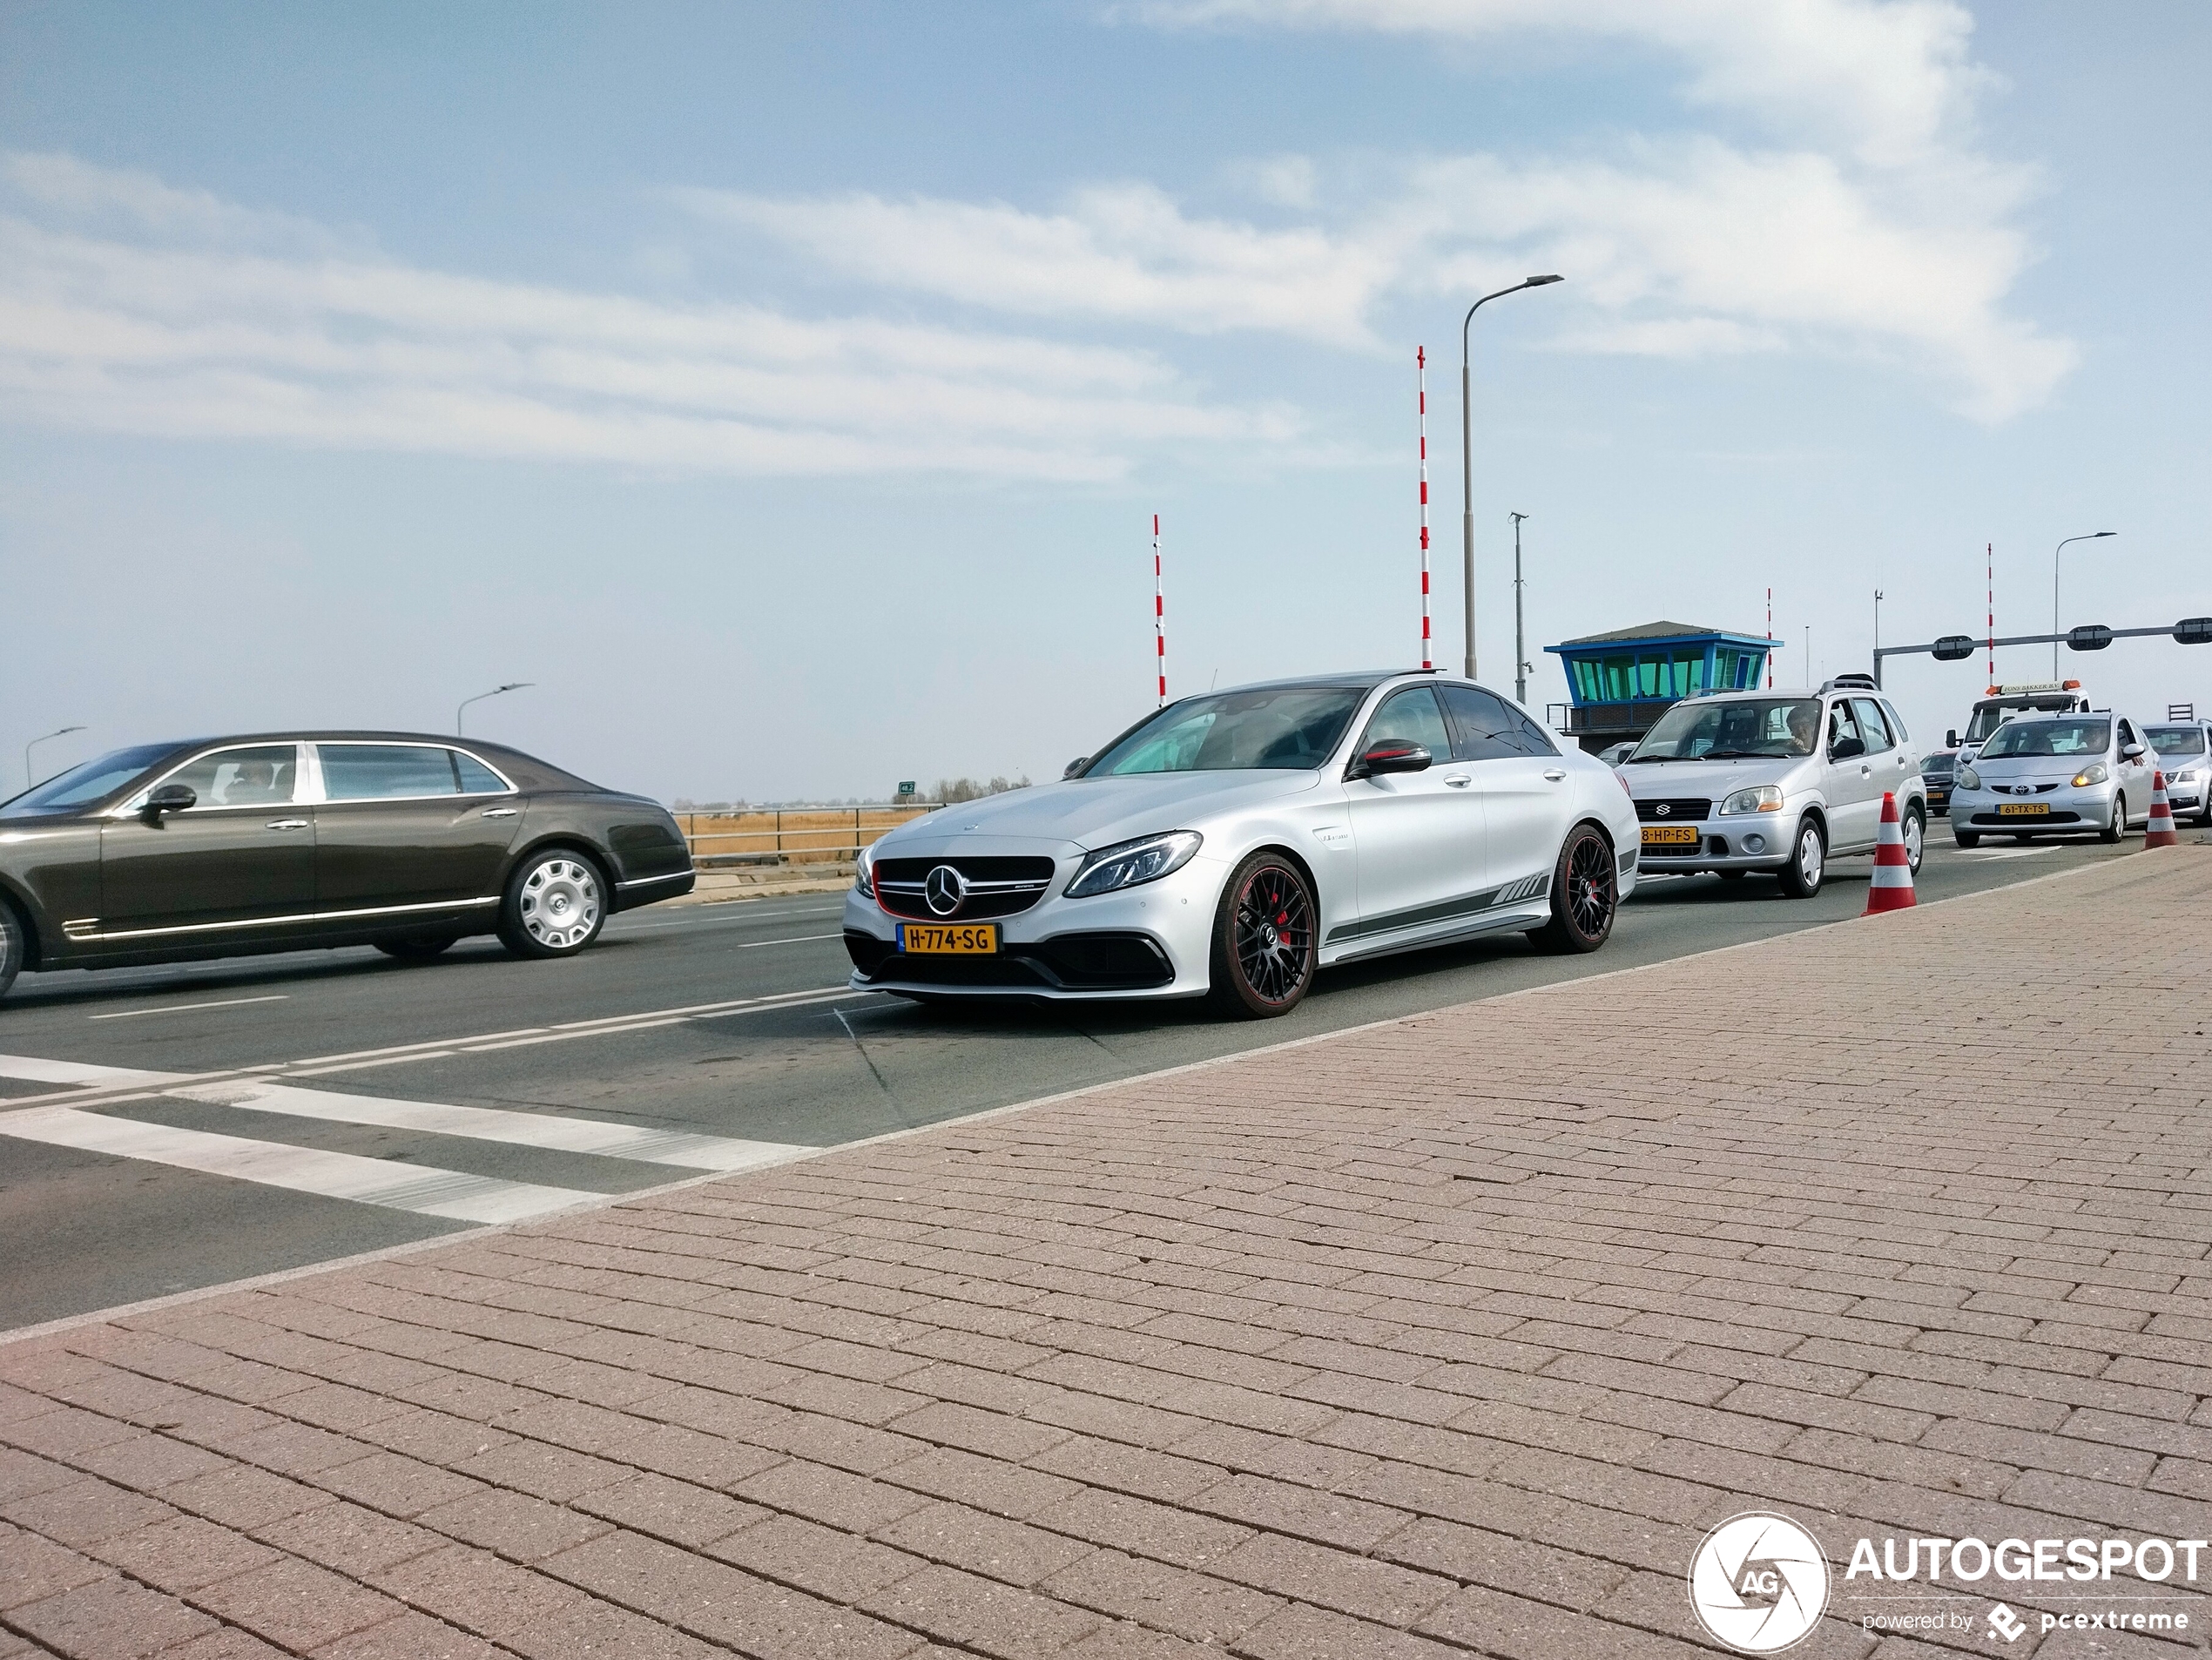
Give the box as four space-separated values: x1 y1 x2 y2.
843 671 1640 1018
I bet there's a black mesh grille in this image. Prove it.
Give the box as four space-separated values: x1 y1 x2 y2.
845 929 1172 993
1635 799 1711 822
1969 811 2080 826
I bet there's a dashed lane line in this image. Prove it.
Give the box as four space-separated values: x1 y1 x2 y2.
87 995 292 1021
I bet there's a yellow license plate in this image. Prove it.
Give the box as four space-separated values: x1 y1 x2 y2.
897 922 999 955
1997 803 2049 817
1642 825 1701 847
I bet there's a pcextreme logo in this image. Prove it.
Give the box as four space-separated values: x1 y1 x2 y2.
1687 1513 1831 1653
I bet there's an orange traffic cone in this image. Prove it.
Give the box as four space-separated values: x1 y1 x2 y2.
2145 770 2180 847
1864 791 1917 914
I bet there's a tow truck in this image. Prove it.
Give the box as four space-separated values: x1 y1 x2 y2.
1949 680 2093 765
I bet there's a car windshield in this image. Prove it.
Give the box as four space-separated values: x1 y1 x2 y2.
1086 685 1366 775
1629 698 1820 761
1966 698 2074 742
1979 719 2109 759
1 744 177 814
2147 725 2208 757
1922 754 1954 775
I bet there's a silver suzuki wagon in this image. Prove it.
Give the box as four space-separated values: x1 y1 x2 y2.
1620 674 1926 898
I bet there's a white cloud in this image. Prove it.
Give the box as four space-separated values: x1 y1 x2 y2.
0 154 1297 481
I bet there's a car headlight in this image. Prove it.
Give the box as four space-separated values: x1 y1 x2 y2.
1066 831 1202 898
2071 763 2108 787
1957 765 1981 791
2176 769 2198 784
1718 785 1784 815
854 845 876 897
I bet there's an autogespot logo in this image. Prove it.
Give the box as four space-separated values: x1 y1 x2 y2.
1689 1513 1831 1653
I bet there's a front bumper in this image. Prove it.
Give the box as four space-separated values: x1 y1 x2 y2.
1951 782 2114 833
2163 775 2205 813
841 854 1223 1001
1634 810 1793 874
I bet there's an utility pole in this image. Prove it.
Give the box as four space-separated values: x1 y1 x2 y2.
1509 511 1530 705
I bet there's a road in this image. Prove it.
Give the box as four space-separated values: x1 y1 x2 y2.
0 832 2152 1331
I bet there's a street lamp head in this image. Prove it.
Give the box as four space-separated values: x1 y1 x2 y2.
2093 530 2115 538
497 682 533 693
1525 274 1564 287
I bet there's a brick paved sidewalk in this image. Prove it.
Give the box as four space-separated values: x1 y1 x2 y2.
4 848 2210 1660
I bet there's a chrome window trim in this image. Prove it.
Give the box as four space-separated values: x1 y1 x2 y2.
111 742 312 818
307 740 519 806
61 894 499 944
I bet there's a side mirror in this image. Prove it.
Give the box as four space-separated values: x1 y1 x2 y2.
1946 729 1959 749
1829 736 1865 762
1062 757 1089 779
2122 742 2146 760
1353 742 1432 779
144 783 196 819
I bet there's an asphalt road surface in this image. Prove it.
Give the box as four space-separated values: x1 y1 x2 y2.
0 831 2163 1331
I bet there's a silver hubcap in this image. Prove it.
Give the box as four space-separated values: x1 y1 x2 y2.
1904 812 1923 868
521 859 600 948
1801 828 1824 886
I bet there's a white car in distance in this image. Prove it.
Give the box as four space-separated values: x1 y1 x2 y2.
843 671 1641 1017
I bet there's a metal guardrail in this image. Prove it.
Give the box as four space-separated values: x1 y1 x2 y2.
675 804 943 867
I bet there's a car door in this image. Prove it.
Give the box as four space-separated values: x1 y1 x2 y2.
97 743 316 941
1343 685 1485 944
310 742 525 913
1440 685 1568 900
1853 698 1913 812
1822 699 1882 852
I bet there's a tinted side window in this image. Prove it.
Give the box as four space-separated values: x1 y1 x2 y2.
1361 687 1451 759
1827 700 1865 757
1514 709 1559 756
160 746 299 809
453 752 509 793
320 745 460 802
2116 719 2138 752
1851 698 1895 754
1438 685 1521 760
1879 699 1910 745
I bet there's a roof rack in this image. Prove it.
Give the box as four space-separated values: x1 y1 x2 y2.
1819 672 1878 693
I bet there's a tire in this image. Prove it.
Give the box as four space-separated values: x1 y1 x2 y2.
1954 830 1980 848
498 849 608 959
1901 803 1925 875
1716 869 1747 881
1207 851 1317 1019
0 899 24 1003
375 935 458 961
1528 823 1617 954
1777 818 1825 899
2101 794 2125 844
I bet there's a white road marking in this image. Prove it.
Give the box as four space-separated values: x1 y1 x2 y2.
0 1107 594 1224
88 995 290 1021
1957 846 2056 859
0 1055 189 1088
168 1080 801 1173
736 934 843 949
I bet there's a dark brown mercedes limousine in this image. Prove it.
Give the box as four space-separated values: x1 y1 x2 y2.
0 732 694 1002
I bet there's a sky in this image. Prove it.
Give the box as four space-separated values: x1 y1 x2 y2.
3 1 2209 801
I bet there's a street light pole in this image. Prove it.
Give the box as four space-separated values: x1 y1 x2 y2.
2052 531 2116 677
1509 511 1530 705
1460 275 1562 679
24 725 87 791
456 683 534 736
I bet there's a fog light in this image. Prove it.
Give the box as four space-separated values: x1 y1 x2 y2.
1743 833 1766 854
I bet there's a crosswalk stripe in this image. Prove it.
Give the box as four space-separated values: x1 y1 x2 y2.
168 1080 801 1173
0 1107 596 1225
0 1054 188 1088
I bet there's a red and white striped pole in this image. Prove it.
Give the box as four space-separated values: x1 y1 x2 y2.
1417 349 1433 670
1153 514 1166 706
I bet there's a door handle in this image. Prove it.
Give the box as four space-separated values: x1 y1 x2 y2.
1859 765 1872 776
1443 774 1473 788
1543 768 1568 782
265 819 309 831
482 807 519 819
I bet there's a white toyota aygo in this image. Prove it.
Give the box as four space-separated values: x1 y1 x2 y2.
843 671 1640 1017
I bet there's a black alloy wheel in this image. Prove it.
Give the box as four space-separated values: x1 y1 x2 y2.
1528 823 1617 954
375 935 459 961
1209 852 1316 1018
